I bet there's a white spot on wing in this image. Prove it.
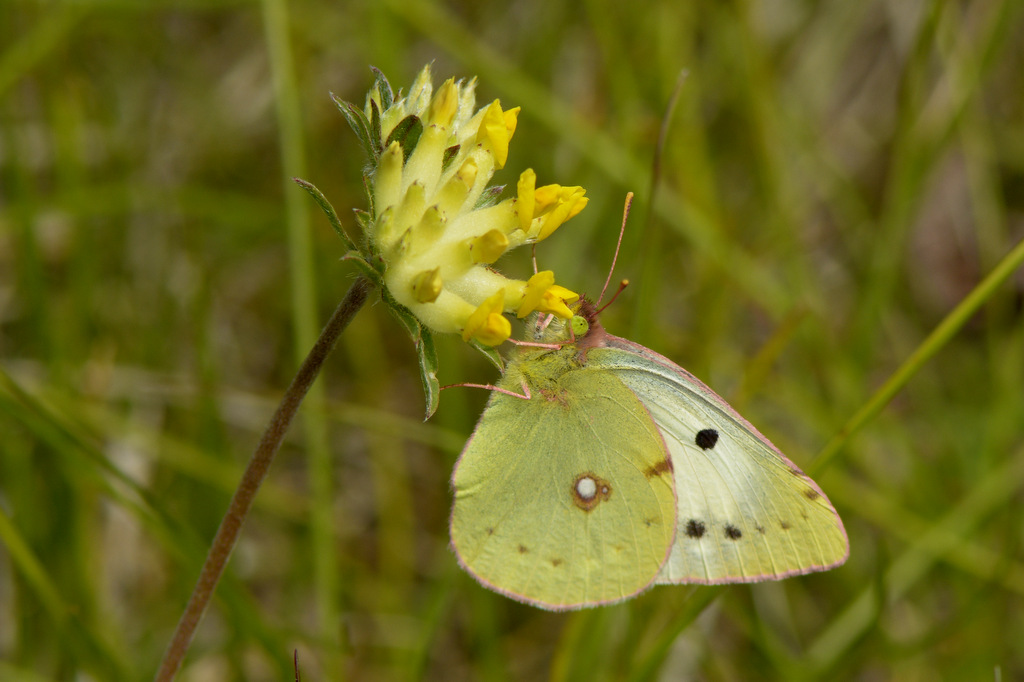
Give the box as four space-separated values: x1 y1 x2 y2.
576 476 597 500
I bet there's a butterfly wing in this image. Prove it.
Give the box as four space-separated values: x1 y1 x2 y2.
450 351 677 610
586 335 848 584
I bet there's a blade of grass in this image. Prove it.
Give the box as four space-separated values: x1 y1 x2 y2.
812 235 1024 475
0 506 130 679
806 442 1024 672
261 0 342 669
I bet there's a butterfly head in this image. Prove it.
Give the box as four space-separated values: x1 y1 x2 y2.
570 297 609 351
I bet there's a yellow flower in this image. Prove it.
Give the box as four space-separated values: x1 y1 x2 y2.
462 290 512 345
476 101 520 169
516 271 580 319
357 66 586 345
513 169 588 244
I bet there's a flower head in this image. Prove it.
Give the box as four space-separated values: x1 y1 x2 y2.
352 65 586 346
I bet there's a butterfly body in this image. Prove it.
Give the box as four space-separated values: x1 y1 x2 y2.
450 302 848 610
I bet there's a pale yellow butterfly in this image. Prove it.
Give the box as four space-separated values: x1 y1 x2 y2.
450 299 848 610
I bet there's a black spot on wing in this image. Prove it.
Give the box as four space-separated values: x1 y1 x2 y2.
685 519 706 538
804 488 821 501
518 544 529 554
695 429 719 450
725 524 742 540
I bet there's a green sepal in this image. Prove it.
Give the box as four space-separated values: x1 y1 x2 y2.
383 290 441 419
361 173 375 219
416 330 441 420
369 99 383 156
293 177 358 252
331 93 375 161
385 115 423 163
469 340 505 373
342 251 384 288
353 208 372 235
369 66 394 111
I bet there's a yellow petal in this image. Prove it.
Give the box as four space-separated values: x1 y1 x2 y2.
534 188 588 241
410 267 442 303
565 189 588 220
516 169 536 234
517 271 579 318
457 157 479 190
533 184 562 210
503 106 520 139
536 284 579 319
469 229 510 264
462 289 511 345
474 312 511 346
546 284 580 306
478 100 512 169
374 141 404 215
516 271 554 317
430 78 459 127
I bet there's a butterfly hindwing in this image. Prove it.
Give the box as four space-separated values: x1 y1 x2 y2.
586 336 849 584
449 346 677 610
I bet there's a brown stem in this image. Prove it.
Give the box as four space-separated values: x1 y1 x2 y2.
155 276 373 681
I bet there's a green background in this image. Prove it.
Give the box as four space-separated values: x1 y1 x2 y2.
2 0 1024 679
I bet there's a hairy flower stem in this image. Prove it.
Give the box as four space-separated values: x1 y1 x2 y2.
155 276 373 681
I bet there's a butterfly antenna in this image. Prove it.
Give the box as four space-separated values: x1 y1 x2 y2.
597 279 630 314
597 191 634 306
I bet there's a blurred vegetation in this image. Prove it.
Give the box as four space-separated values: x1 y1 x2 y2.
2 0 1024 680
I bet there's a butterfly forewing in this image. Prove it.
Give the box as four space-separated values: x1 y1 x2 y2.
588 337 849 584
449 347 677 610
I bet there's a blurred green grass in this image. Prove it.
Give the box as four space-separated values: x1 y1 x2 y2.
2 0 1024 679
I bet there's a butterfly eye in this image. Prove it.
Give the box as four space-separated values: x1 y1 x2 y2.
570 315 589 337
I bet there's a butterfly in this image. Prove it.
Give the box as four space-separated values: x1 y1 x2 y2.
449 298 848 610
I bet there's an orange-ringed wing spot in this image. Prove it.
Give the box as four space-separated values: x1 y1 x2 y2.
694 428 719 450
572 472 611 511
684 519 706 538
724 524 743 540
